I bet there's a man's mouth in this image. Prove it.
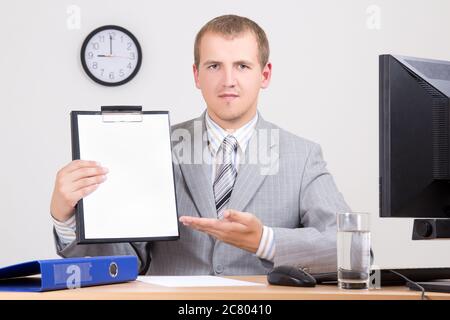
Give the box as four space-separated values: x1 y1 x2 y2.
218 93 239 102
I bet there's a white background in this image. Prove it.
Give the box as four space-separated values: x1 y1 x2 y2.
1 0 450 268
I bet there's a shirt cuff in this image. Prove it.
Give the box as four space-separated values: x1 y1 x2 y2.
255 226 276 262
51 214 76 245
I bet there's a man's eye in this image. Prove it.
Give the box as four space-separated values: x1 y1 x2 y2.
238 64 249 70
208 64 218 70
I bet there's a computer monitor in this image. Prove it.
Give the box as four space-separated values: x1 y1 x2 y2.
299 54 450 290
380 55 450 230
362 55 450 288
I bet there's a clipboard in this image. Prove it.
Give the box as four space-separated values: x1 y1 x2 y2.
71 106 180 244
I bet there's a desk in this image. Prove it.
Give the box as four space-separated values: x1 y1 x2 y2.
0 276 449 300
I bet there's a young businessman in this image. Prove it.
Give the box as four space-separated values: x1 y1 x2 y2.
50 15 350 275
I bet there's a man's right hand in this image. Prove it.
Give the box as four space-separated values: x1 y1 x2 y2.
50 160 109 223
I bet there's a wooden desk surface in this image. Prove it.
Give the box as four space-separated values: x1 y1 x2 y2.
0 276 449 300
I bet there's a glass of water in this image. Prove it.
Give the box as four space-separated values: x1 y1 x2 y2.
337 212 371 289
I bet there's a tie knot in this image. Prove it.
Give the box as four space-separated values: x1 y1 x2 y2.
222 135 238 155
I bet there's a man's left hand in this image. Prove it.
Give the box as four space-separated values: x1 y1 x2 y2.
179 210 263 253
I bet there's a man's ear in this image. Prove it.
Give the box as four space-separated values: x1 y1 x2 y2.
261 62 272 89
193 64 201 89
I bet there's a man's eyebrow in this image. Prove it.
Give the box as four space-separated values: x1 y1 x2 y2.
234 60 254 66
202 60 222 66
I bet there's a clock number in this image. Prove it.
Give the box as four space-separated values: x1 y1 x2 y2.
92 62 98 69
127 63 133 69
127 42 132 50
109 32 116 40
109 72 115 80
130 52 135 60
99 35 105 42
119 69 125 77
87 52 94 59
100 69 104 76
121 35 124 43
92 42 99 50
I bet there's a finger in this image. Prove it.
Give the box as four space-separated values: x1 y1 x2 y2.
179 216 201 229
179 216 213 226
71 175 107 192
60 160 101 174
61 183 100 207
67 166 109 183
189 218 219 230
178 216 191 223
183 221 210 233
184 222 223 239
73 184 100 201
201 228 243 248
179 216 195 225
180 217 220 231
188 217 247 235
223 209 252 225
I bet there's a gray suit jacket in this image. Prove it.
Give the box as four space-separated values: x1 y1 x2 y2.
54 112 350 275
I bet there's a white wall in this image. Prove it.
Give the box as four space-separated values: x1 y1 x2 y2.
1 0 450 268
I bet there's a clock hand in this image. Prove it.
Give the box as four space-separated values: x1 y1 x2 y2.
109 35 112 55
97 54 133 59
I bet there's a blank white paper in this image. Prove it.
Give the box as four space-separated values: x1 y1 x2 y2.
77 113 179 240
137 276 265 287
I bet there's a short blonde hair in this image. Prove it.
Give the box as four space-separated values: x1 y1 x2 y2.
194 14 270 69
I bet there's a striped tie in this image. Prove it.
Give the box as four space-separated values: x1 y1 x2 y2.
214 135 238 219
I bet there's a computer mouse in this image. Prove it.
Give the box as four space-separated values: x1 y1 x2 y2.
267 265 317 287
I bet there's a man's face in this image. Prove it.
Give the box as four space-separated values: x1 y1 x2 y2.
193 31 271 128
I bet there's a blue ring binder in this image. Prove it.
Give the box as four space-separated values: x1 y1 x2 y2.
0 255 138 292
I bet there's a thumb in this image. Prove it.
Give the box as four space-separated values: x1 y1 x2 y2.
223 209 245 223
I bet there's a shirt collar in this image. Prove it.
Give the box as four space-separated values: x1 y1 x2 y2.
205 111 258 156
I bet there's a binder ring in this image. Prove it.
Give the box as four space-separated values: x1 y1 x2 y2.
109 262 119 278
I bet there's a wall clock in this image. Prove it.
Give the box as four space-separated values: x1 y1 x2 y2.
81 25 142 86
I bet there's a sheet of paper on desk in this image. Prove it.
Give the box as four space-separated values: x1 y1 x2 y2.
137 276 265 287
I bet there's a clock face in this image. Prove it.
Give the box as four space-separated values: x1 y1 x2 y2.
81 25 142 86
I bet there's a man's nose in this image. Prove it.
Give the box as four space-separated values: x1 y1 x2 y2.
222 67 237 87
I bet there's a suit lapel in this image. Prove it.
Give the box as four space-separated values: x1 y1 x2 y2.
177 113 217 219
227 116 279 213
176 112 279 218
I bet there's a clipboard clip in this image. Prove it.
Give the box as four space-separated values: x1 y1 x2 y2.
101 106 143 123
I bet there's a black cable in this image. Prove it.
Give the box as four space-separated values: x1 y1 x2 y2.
389 270 428 300
372 251 427 300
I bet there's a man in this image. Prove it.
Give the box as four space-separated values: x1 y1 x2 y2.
50 15 350 275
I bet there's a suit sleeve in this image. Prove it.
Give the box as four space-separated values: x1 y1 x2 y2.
271 142 351 273
53 227 152 275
